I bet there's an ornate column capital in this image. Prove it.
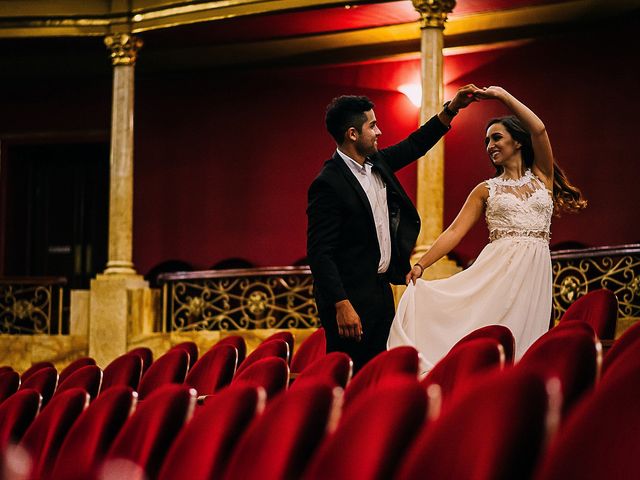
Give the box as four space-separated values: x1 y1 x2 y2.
412 0 456 29
104 33 143 66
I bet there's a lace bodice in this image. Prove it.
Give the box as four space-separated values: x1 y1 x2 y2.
485 170 553 242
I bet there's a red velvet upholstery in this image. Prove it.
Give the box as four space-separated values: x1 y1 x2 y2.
55 365 103 401
0 370 20 403
342 346 419 414
0 366 14 375
232 357 289 400
602 320 640 374
19 367 58 407
518 328 598 417
168 341 199 369
158 385 263 480
290 328 327 374
422 338 504 407
560 288 618 340
550 318 596 339
102 384 196 480
534 362 640 480
223 382 338 480
451 325 515 365
19 388 89 479
102 354 143 393
127 347 154 375
303 377 427 480
185 343 237 396
49 386 137 480
216 336 247 365
235 339 289 376
137 350 189 400
397 370 548 480
289 352 352 391
21 361 54 382
262 331 295 362
58 357 97 384
0 389 41 448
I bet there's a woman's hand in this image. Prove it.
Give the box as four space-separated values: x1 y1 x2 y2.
475 86 508 101
406 264 424 285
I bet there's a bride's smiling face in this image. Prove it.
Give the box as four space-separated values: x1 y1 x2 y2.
485 123 521 166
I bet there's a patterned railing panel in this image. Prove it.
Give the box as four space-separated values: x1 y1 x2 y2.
159 267 320 332
551 244 640 324
0 277 67 334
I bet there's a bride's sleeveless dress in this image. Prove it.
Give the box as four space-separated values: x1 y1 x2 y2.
388 170 553 371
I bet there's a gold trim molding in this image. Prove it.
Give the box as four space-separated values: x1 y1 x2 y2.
412 0 456 29
104 33 144 66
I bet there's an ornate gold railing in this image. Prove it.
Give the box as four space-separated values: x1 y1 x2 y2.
0 277 67 334
159 267 320 332
551 244 640 324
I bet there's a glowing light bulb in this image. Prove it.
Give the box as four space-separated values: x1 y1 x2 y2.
398 83 422 107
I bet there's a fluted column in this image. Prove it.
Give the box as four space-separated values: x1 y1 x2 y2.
412 0 460 279
103 33 143 275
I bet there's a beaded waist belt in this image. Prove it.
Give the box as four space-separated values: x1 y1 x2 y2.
489 230 550 242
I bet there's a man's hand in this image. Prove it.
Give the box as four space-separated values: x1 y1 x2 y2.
449 84 483 112
335 299 363 341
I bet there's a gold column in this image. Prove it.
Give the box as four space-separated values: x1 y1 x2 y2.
89 33 150 366
412 0 461 279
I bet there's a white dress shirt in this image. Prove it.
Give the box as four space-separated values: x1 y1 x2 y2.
337 149 391 273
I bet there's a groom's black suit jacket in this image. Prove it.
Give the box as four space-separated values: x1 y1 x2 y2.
307 115 449 357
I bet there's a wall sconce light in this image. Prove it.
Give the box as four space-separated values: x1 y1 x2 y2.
398 83 422 108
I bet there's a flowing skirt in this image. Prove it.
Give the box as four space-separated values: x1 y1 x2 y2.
388 237 552 372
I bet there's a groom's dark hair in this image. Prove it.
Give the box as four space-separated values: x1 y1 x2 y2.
325 95 375 144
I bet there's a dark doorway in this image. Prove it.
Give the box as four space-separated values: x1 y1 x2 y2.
3 143 109 289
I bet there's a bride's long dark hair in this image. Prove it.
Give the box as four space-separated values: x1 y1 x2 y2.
486 115 587 215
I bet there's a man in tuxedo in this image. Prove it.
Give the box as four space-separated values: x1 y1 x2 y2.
307 85 479 372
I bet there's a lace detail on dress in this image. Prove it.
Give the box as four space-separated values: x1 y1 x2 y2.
485 170 553 243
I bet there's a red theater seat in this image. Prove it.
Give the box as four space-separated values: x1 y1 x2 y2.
223 382 339 480
397 370 548 480
49 386 137 480
303 377 427 480
101 353 143 393
560 288 618 340
0 370 20 403
21 361 54 382
168 341 199 370
235 339 289 376
19 388 89 479
185 343 237 396
451 324 515 365
291 328 327 374
19 366 58 407
137 349 189 400
231 357 289 400
127 347 154 375
262 331 295 361
101 384 196 480
216 336 247 365
289 351 352 391
602 320 640 374
58 357 97 384
55 365 103 401
0 389 42 448
158 385 264 480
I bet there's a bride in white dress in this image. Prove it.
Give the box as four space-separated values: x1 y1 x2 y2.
388 86 586 371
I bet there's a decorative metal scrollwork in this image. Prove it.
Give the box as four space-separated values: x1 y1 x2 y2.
0 279 66 334
161 267 320 332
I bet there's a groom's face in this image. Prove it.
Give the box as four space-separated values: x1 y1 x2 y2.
354 109 382 157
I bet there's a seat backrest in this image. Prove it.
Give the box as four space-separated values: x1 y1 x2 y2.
185 344 237 396
216 336 247 364
49 386 138 480
0 389 42 448
127 347 154 375
223 382 339 480
21 361 54 382
422 338 504 407
342 346 419 414
290 328 327 374
396 370 548 480
602 320 640 374
19 366 58 407
58 357 97 384
560 288 618 340
290 352 352 391
451 325 515 365
518 329 598 417
232 357 289 400
55 365 103 400
303 377 427 480
0 370 20 403
137 349 190 400
102 353 143 393
235 339 289 376
262 331 295 362
19 388 89 479
0 366 14 375
168 341 199 369
534 361 640 480
158 385 264 480
102 384 196 480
